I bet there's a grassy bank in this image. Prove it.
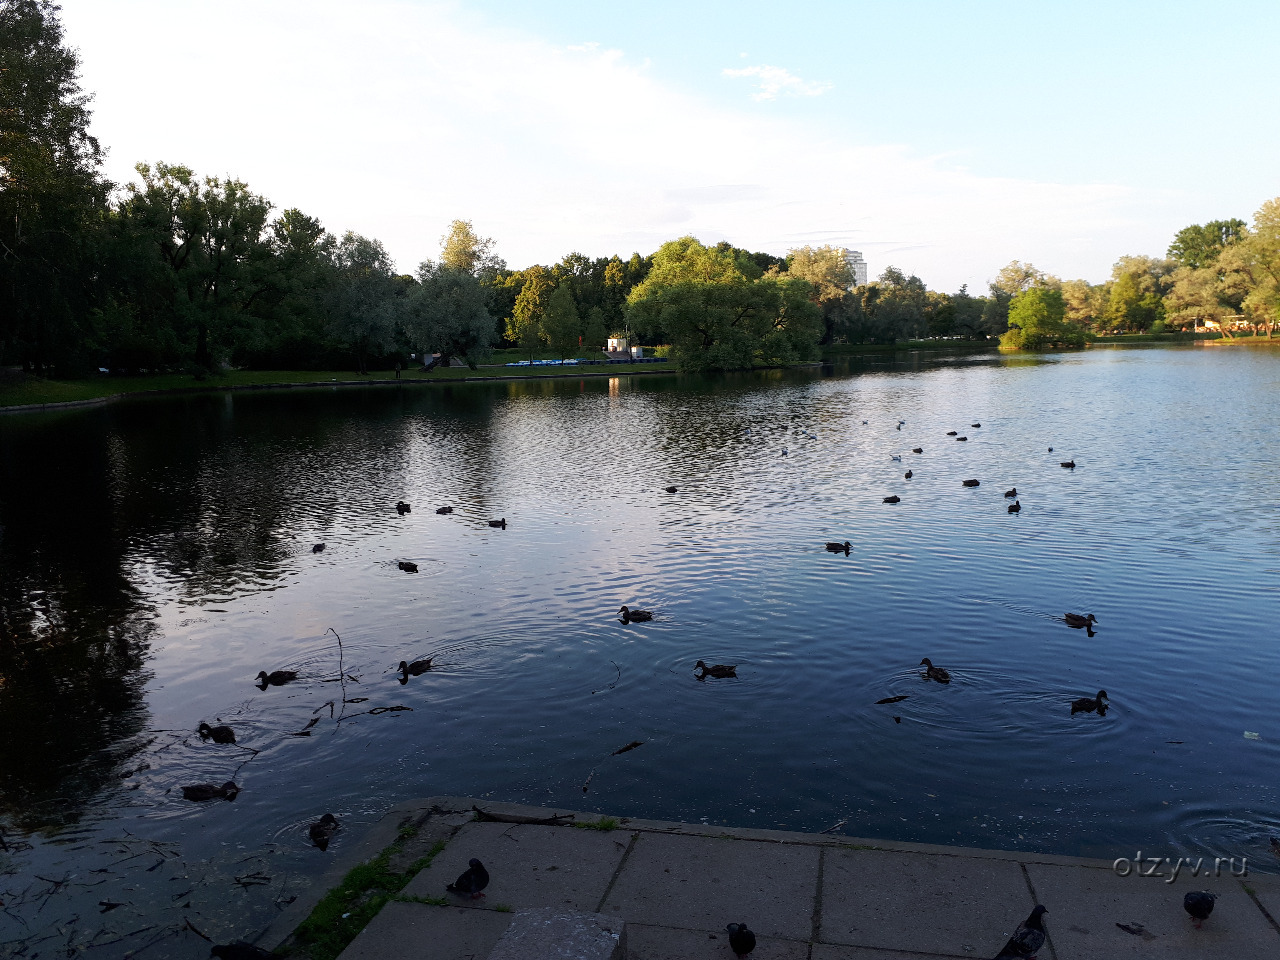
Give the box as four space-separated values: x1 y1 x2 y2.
0 362 676 410
820 339 996 359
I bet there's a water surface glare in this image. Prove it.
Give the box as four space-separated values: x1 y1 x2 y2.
2 346 1279 953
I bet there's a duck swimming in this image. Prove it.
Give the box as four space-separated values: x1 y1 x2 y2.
181 781 239 802
1004 487 1017 498
311 543 325 553
256 670 297 687
398 560 418 573
1064 613 1097 628
399 658 433 676
962 479 980 487
1071 689 1108 714
883 495 901 504
618 605 653 622
1008 500 1021 513
920 658 951 683
695 660 737 679
198 721 236 744
309 813 339 850
488 518 507 528
663 486 678 493
825 541 851 554
435 505 453 514
904 470 913 479
913 447 923 453
1060 460 1076 469
946 431 958 436
396 501 411 514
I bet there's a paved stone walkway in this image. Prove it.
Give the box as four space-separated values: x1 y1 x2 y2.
262 797 1280 960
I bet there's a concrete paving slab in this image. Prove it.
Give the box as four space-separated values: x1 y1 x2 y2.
820 847 1034 956
623 923 808 959
810 946 961 960
487 907 624 960
600 832 820 940
336 900 510 960
1026 862 1280 959
403 822 632 911
1244 873 1280 928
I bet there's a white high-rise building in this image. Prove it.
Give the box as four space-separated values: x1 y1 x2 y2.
842 249 868 288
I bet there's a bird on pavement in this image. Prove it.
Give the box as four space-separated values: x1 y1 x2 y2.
198 721 236 744
920 658 951 683
991 905 1047 959
1184 890 1216 929
447 858 489 899
726 923 757 957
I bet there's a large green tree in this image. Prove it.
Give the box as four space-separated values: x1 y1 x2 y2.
326 232 399 374
405 262 494 368
0 0 110 372
1167 219 1247 269
541 282 581 359
1000 287 1084 349
625 236 821 371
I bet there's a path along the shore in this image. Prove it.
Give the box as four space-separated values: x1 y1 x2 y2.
260 797 1280 960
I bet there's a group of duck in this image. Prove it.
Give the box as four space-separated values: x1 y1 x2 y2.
617 604 737 678
316 501 509 573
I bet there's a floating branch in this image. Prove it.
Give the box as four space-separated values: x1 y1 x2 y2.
472 806 574 825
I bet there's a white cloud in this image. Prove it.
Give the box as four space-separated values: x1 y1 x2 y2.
722 64 833 101
56 0 1178 290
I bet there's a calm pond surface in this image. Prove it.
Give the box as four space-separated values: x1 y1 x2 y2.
2 345 1280 954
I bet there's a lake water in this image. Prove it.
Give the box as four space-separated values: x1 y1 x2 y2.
2 345 1279 954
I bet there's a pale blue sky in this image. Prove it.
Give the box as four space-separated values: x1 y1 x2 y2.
59 0 1279 291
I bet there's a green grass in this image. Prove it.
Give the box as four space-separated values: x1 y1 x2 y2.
289 839 446 960
820 339 995 358
0 362 676 409
573 816 620 832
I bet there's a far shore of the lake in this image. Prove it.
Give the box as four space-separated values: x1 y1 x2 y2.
9 332 1278 413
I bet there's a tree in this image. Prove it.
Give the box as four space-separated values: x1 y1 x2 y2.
1000 287 1084 349
0 0 110 372
439 219 504 276
541 282 581 359
405 262 494 367
624 236 821 371
507 265 552 361
786 245 855 343
1104 255 1174 332
1167 219 1246 269
327 232 398 374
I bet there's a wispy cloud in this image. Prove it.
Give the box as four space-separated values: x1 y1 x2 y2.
722 64 832 101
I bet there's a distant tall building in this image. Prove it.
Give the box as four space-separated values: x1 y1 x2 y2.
842 249 868 287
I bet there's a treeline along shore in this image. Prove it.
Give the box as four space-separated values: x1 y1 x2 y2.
3 0 1279 387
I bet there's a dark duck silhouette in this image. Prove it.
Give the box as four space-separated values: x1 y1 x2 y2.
1004 487 1017 498
1064 613 1097 628
956 435 968 441
726 922 756 957
309 813 339 850
618 605 653 622
311 543 325 553
1183 890 1216 928
904 470 913 479
1008 500 1021 513
198 721 236 744
883 495 901 503
946 431 958 436
825 540 851 554
398 560 418 573
210 942 274 959
664 485 678 493
919 658 951 683
962 478 980 487
695 660 737 679
1071 689 1108 714
256 669 297 687
913 447 923 453
447 858 489 898
399 657 433 676
991 904 1047 959
971 423 981 428
435 505 453 514
488 518 507 528
182 781 239 802
395 501 411 514
1060 459 1075 469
